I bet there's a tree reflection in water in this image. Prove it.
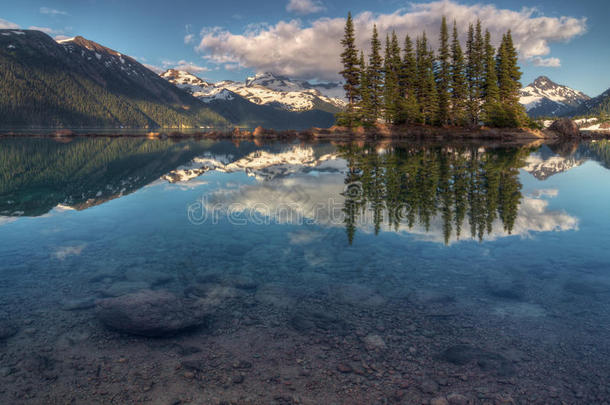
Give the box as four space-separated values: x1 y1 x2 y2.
339 143 529 245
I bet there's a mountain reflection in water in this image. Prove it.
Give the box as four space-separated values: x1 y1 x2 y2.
1 137 608 244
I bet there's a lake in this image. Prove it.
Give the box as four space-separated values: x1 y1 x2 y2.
0 136 609 404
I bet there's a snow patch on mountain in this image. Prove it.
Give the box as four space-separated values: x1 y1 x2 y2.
162 146 343 183
161 70 346 112
519 76 589 117
523 153 586 180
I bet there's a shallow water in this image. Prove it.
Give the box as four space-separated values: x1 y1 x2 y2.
1 137 609 404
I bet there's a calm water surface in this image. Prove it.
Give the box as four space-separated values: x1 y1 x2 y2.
0 137 609 404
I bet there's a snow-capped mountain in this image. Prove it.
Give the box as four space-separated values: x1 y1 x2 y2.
160 69 212 93
519 76 589 117
161 70 345 113
245 72 345 101
162 146 343 183
523 145 586 180
524 154 586 180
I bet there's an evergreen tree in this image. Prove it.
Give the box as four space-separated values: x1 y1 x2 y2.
416 33 438 125
339 12 361 126
450 21 467 125
494 30 527 127
368 25 384 122
382 31 402 123
483 30 499 103
397 35 420 124
436 16 451 126
358 50 374 126
466 20 485 125
482 29 499 122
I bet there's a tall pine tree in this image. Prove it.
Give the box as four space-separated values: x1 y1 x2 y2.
416 33 438 124
398 35 420 124
482 29 499 123
466 20 484 125
368 25 384 123
495 30 526 127
382 31 402 124
450 21 467 125
358 50 374 126
339 12 360 126
436 16 451 126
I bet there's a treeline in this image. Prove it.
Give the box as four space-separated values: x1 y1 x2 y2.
339 144 527 244
338 13 529 128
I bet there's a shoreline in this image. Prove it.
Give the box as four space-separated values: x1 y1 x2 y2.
1 124 609 142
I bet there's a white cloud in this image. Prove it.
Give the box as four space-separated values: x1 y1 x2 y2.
28 25 62 35
532 56 561 67
286 0 325 15
0 18 20 29
54 34 73 42
143 63 164 74
40 7 68 16
530 188 559 198
54 244 85 260
195 0 586 81
184 33 195 44
204 171 578 245
162 59 210 73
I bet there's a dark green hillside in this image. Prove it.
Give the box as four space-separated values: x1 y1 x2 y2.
0 30 228 128
571 89 610 117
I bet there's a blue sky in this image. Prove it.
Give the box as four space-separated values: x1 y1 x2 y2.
1 0 609 96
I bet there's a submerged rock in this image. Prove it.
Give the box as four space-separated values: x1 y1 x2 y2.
0 318 19 340
96 289 206 337
100 281 150 297
124 268 174 286
440 345 515 376
290 309 346 334
61 297 97 311
363 334 386 350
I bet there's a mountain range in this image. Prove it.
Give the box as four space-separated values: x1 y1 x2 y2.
160 69 340 129
0 29 339 130
161 70 345 113
0 30 229 128
1 28 609 129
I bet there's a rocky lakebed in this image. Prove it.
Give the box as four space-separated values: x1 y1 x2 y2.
1 258 609 405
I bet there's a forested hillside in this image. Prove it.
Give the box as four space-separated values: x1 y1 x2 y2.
0 30 228 128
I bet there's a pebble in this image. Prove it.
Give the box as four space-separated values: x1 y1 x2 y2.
363 334 386 350
430 397 449 405
421 379 439 394
446 393 469 405
336 363 353 373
